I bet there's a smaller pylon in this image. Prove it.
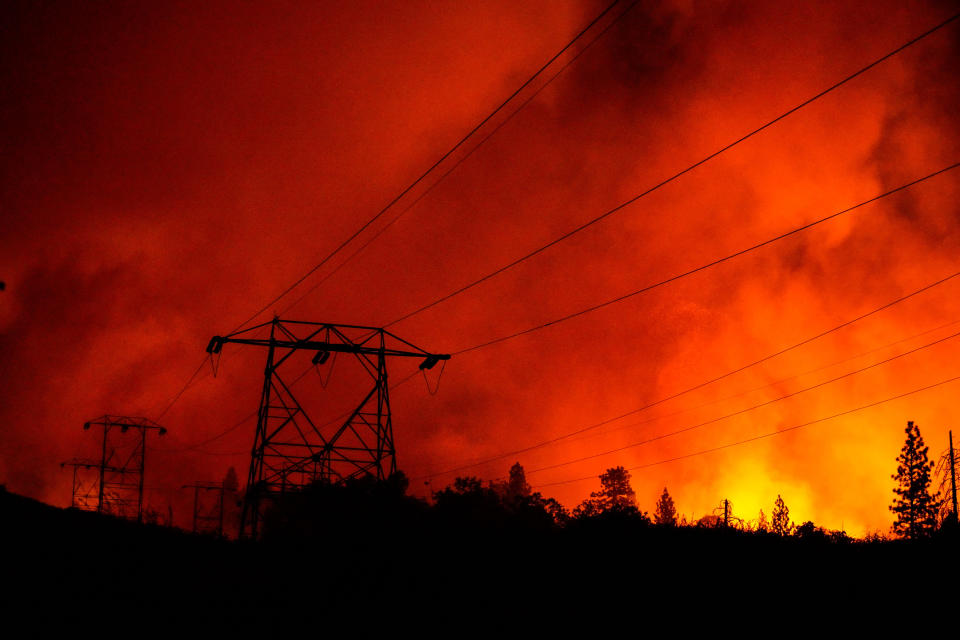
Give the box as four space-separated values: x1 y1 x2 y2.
60 458 108 511
68 415 167 522
182 481 225 536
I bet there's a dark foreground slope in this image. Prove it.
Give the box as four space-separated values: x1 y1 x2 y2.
2 486 956 624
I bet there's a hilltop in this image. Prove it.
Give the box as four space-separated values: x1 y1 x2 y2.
2 484 955 623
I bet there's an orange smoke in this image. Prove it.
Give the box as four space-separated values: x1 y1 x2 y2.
1 0 958 537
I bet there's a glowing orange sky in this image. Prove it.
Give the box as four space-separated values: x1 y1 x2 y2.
1 0 959 537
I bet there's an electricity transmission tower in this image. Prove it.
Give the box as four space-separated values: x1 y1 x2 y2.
60 458 105 511
183 481 225 536
206 318 449 538
63 416 167 522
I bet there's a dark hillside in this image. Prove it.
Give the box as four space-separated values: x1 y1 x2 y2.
3 484 956 622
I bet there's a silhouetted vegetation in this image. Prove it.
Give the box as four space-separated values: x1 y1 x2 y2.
890 421 939 539
756 508 769 532
573 465 641 519
5 446 960 619
654 487 677 526
772 494 794 536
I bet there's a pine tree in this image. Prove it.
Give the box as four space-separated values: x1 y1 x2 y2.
756 508 768 533
771 495 793 536
654 487 677 525
595 466 635 511
506 462 531 501
574 466 636 516
890 421 939 539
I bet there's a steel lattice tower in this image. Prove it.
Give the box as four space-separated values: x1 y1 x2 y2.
183 481 226 536
60 458 106 511
62 416 167 522
206 318 449 538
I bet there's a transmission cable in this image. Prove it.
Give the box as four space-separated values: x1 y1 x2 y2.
534 371 960 488
557 317 960 447
414 266 960 479
231 0 623 334
449 162 959 354
278 0 643 317
150 1 624 423
384 12 960 330
525 327 960 475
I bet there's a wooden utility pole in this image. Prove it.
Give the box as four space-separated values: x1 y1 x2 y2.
950 430 958 523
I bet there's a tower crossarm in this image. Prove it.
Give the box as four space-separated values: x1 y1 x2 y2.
206 320 450 370
209 337 446 361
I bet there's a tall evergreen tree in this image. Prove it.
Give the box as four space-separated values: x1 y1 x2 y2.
574 466 636 517
595 466 635 511
506 462 531 501
890 421 939 539
771 495 793 536
654 487 677 525
756 509 769 532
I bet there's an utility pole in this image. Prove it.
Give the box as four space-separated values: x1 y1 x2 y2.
207 318 450 538
723 499 730 528
60 458 107 510
950 430 958 524
68 416 167 522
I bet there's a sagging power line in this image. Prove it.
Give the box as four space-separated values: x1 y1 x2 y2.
535 371 960 488
526 328 960 476
382 12 960 332
448 162 959 355
231 0 624 334
559 318 960 454
416 267 960 480
277 0 644 319
151 0 625 424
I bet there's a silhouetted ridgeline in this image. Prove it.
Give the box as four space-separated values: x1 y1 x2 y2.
2 480 956 623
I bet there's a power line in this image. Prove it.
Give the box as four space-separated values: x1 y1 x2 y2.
526 327 960 475
149 1 624 424
153 322 276 421
414 267 960 479
556 316 960 448
155 360 207 421
231 0 623 335
534 371 960 488
152 10 960 428
278 0 643 318
450 162 959 354
384 12 960 330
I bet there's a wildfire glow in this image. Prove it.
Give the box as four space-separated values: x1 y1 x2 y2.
1 0 958 538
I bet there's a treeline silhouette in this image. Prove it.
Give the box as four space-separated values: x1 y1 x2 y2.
257 418 958 545
3 420 957 619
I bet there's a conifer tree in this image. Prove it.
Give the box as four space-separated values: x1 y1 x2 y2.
654 487 677 525
771 495 793 536
595 466 635 511
506 462 531 501
574 466 636 516
890 421 939 539
756 508 768 532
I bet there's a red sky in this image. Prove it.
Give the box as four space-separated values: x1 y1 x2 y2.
2 0 959 536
